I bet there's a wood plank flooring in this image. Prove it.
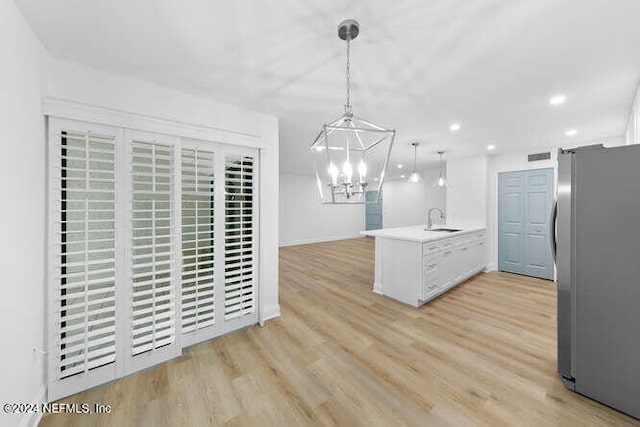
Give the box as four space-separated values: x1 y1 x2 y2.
40 237 639 426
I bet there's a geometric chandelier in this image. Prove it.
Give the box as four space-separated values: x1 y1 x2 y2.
310 19 396 204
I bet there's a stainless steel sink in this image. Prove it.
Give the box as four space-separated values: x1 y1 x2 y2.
425 227 462 232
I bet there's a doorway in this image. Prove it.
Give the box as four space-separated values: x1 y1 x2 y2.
365 190 383 230
498 168 554 280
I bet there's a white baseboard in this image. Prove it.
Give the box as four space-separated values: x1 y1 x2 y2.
279 233 363 247
486 262 497 271
19 384 46 427
261 304 281 324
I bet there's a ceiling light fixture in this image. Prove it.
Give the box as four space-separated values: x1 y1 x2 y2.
434 150 447 188
450 123 461 132
310 19 396 204
487 144 496 151
400 174 406 179
566 129 578 136
397 164 403 169
550 94 567 105
314 146 345 151
408 142 422 183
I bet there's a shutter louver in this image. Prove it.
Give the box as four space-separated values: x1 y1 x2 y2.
57 130 117 379
224 155 255 320
130 140 176 356
181 148 215 334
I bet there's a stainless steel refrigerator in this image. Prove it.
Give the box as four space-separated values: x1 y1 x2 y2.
552 144 640 419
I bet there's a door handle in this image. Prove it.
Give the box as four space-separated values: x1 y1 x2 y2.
549 198 558 264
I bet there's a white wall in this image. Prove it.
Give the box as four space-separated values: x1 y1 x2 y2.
446 156 488 228
279 174 364 246
382 169 446 228
0 1 49 426
279 169 447 246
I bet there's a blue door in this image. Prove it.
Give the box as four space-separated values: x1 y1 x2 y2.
365 191 383 230
498 168 554 280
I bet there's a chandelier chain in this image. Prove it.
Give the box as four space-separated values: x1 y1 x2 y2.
345 38 352 114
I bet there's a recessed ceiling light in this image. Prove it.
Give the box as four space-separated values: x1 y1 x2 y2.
550 94 567 106
400 174 406 179
565 129 578 136
314 146 345 151
450 123 461 132
373 177 379 181
397 164 403 169
487 145 496 151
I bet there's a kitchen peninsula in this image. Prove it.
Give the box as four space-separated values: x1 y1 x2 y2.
361 225 487 307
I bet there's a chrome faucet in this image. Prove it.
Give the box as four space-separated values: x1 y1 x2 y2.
427 207 445 230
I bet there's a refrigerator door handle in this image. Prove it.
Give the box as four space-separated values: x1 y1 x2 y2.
550 198 558 264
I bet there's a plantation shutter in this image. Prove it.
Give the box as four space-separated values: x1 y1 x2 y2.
127 132 180 369
224 154 257 322
48 116 260 400
180 147 216 346
47 120 120 399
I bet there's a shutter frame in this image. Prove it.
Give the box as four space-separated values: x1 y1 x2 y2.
124 130 181 374
47 118 122 401
180 146 217 346
223 153 258 322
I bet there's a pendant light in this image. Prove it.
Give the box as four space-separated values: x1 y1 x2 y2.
310 19 396 204
434 150 447 188
408 142 422 183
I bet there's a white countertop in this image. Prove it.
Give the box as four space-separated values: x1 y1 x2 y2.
360 225 486 243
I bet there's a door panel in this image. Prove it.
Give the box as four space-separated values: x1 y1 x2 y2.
503 233 523 269
523 169 554 279
498 172 524 274
526 192 546 223
525 234 547 267
498 168 554 279
365 190 383 230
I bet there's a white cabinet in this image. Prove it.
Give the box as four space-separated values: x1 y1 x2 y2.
422 254 442 299
456 243 472 279
472 238 486 272
419 231 486 305
369 228 487 307
440 247 456 288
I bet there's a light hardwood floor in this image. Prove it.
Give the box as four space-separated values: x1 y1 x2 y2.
41 238 639 426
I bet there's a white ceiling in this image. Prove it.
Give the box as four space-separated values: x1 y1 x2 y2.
18 0 640 176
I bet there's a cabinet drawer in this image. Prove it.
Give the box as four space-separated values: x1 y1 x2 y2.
422 284 439 299
441 238 456 249
448 235 469 247
457 235 474 245
423 242 442 255
424 260 439 274
422 259 441 299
